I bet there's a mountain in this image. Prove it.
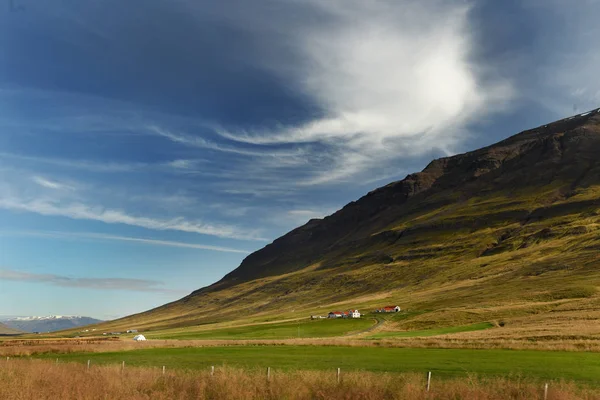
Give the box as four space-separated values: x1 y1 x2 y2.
100 108 600 332
0 323 22 336
2 316 103 333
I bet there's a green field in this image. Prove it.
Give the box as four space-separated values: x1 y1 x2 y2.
368 322 494 339
42 346 600 383
146 318 375 340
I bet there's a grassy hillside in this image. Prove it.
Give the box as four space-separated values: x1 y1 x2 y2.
0 323 22 336
145 318 374 340
89 109 600 340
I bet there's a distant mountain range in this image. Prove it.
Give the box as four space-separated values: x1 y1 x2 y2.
1 316 103 333
0 323 22 335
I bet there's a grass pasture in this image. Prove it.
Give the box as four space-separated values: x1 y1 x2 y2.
146 318 375 340
41 345 600 383
368 322 495 339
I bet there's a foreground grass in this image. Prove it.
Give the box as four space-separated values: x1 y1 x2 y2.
3 358 600 400
40 345 600 383
368 322 495 339
147 318 374 340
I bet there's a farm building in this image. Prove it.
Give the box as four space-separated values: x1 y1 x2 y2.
328 310 361 318
376 305 401 313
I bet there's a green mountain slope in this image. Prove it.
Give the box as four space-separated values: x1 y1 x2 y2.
100 108 600 335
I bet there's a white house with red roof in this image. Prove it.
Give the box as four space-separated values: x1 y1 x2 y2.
376 305 401 313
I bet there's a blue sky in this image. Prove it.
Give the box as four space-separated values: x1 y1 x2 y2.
1 0 599 320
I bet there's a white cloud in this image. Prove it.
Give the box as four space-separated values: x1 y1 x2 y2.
1 230 250 254
0 151 216 175
215 0 512 184
31 176 74 191
0 196 266 241
0 152 146 172
288 209 327 218
166 159 196 169
148 125 310 160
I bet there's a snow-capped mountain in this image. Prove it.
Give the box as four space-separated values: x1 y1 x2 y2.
10 315 81 321
1 316 103 333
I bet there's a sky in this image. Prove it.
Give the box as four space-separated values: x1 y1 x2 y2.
1 0 599 320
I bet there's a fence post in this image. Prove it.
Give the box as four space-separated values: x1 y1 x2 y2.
267 367 271 381
122 361 125 372
426 371 431 392
87 360 91 370
337 368 341 384
211 366 215 376
544 383 549 400
56 358 59 365
162 366 166 376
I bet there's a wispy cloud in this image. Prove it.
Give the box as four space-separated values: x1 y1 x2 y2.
31 176 75 191
165 159 201 170
0 152 145 173
0 152 210 175
0 230 251 254
0 268 184 294
0 197 266 241
287 209 328 219
147 125 309 160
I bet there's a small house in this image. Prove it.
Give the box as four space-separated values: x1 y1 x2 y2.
328 311 344 318
348 310 361 318
377 305 401 313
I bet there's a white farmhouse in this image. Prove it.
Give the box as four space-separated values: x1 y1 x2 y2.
348 310 361 318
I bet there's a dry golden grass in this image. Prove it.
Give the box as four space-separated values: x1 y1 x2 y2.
1 358 599 400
